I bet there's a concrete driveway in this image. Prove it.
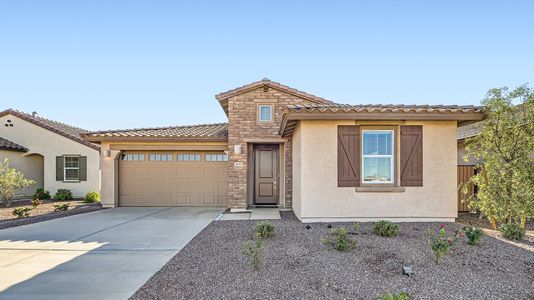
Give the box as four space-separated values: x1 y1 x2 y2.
0 207 224 300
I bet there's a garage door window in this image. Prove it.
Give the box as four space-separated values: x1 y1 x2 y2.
205 154 228 161
177 154 201 161
149 154 173 161
121 153 145 161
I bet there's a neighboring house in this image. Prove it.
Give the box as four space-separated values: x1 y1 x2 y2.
0 109 101 198
83 79 484 222
457 121 484 166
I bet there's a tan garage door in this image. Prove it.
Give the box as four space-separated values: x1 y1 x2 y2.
119 151 227 207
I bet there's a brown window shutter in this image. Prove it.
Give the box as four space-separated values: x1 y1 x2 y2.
56 156 64 181
400 125 423 186
79 156 87 181
338 125 360 187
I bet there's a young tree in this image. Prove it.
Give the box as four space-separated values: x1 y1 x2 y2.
463 85 534 229
0 159 35 207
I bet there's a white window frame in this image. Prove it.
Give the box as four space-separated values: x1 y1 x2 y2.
361 130 394 184
258 104 273 122
64 156 80 182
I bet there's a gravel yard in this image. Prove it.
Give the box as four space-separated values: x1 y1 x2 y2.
0 199 102 229
132 212 534 300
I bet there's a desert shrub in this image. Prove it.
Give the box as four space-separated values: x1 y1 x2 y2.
0 159 35 207
499 223 525 241
54 189 73 201
353 223 360 234
12 207 31 218
84 191 101 203
428 224 462 265
32 188 51 200
373 220 400 237
242 238 263 270
462 226 484 245
31 198 42 208
378 290 410 300
53 203 70 212
254 221 275 239
322 226 356 251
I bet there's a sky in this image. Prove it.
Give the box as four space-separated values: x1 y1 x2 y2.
0 0 532 131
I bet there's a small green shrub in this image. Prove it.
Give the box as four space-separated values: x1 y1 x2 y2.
378 290 410 300
353 223 360 234
84 191 101 203
428 224 462 265
254 221 275 239
499 223 525 241
32 188 51 200
12 207 31 218
54 189 73 201
53 203 70 212
322 226 357 251
31 198 42 208
373 220 400 237
462 226 484 245
242 238 263 270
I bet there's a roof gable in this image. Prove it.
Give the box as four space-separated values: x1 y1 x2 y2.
0 109 100 150
215 78 336 115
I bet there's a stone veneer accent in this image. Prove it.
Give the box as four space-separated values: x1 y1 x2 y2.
226 86 326 209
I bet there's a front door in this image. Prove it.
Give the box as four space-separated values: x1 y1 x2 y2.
254 144 279 205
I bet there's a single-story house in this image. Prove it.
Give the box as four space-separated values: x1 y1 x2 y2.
0 109 101 198
82 79 484 222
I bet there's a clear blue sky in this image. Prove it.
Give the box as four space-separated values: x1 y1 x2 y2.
0 1 532 130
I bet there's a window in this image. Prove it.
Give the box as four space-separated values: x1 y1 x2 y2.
258 105 273 122
64 156 80 181
362 130 394 183
149 153 173 161
205 153 228 162
177 154 201 161
121 153 145 161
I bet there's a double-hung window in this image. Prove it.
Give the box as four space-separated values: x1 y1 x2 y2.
362 130 394 184
64 156 80 181
258 105 273 122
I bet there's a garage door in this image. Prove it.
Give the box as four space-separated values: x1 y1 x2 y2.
119 151 227 207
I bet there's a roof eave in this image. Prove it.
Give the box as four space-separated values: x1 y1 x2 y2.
82 136 229 143
280 111 485 137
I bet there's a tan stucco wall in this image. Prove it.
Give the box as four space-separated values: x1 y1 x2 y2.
0 150 44 197
0 114 100 198
291 123 302 217
292 120 458 222
99 141 228 207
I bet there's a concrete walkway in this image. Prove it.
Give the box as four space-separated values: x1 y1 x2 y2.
0 207 224 300
217 208 281 221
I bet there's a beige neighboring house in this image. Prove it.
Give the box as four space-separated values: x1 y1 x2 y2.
82 79 484 222
0 109 100 198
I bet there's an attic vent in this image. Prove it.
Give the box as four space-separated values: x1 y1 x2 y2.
4 120 13 127
263 86 269 92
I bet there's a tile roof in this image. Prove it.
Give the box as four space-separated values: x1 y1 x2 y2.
0 137 28 152
215 78 336 115
83 123 228 141
0 109 100 150
287 104 484 114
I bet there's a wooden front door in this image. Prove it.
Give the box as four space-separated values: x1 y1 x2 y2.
254 145 279 205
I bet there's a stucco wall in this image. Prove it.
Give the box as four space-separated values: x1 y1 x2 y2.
0 114 100 197
293 120 458 222
0 150 44 197
291 123 302 217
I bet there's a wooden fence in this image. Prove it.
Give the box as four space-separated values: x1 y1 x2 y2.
457 165 476 212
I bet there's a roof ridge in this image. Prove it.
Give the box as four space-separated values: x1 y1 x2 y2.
85 122 228 135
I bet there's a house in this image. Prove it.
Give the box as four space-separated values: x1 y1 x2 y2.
0 109 101 198
82 79 484 222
